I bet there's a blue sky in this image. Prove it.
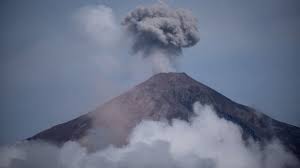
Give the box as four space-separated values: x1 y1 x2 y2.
0 0 299 145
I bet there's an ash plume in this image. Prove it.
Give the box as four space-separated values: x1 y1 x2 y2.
122 2 200 73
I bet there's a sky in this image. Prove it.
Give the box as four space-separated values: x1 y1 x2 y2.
0 0 299 145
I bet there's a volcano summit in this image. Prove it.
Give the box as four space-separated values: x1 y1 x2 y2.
28 72 300 160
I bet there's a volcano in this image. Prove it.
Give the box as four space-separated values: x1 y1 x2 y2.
28 72 300 159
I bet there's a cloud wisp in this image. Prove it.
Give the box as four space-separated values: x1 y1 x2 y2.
76 4 121 48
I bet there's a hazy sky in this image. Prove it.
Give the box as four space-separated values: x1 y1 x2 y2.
0 0 299 145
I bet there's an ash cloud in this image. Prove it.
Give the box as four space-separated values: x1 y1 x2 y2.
122 2 200 73
1 103 299 168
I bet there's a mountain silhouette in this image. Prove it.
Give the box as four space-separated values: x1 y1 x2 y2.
28 72 300 159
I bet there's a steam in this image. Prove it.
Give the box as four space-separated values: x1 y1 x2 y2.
76 4 121 48
122 2 200 73
1 102 299 168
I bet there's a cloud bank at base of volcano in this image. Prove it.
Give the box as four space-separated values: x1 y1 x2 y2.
1 102 298 168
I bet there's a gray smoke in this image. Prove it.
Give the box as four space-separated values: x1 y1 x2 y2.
122 2 200 73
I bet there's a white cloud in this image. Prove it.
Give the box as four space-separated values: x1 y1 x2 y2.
1 102 299 168
76 5 121 48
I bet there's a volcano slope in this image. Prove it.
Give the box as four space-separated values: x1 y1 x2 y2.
28 72 300 159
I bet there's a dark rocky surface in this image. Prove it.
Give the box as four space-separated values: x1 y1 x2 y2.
28 72 300 159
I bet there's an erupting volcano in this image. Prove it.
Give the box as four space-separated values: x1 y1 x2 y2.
28 72 300 160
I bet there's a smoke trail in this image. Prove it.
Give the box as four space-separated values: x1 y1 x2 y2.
122 2 200 73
